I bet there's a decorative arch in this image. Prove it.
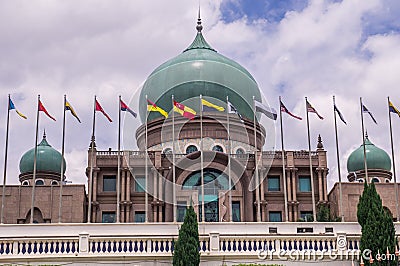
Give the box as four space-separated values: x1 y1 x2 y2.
24 207 44 224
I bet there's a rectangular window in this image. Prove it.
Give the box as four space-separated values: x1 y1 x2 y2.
177 203 187 222
300 211 314 221
135 176 146 192
268 176 280 192
103 175 116 192
298 176 311 192
102 212 116 223
269 211 282 222
134 211 145 223
232 201 241 222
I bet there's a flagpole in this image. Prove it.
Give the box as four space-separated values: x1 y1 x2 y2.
117 95 122 223
1 95 11 224
200 95 205 222
30 95 40 224
227 96 232 222
253 96 261 222
279 96 289 222
87 96 96 223
360 97 369 183
333 96 344 222
145 95 149 223
58 95 67 223
388 97 399 221
172 95 176 222
305 97 317 222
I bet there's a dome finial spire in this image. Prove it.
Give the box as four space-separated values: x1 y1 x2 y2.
365 130 368 139
196 2 203 33
43 128 46 139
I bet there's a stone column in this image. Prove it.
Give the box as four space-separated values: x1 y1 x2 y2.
318 168 323 202
260 169 266 222
126 171 131 222
153 169 158 222
121 170 126 222
92 171 98 223
291 168 298 222
323 169 328 201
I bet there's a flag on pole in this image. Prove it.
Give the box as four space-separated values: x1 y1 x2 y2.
334 105 347 124
9 98 27 119
389 101 400 117
65 100 81 123
39 100 56 121
362 104 377 124
228 101 243 121
254 100 277 120
306 100 324 120
120 99 137 118
280 100 302 120
201 98 225 112
147 99 168 118
95 99 112 122
173 100 196 119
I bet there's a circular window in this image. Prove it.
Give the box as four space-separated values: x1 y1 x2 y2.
22 180 30 186
35 180 45 186
236 148 245 155
186 145 198 154
163 148 172 154
212 145 224 153
51 180 59 186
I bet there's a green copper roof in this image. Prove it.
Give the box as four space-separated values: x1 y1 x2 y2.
347 136 391 172
139 21 261 123
19 134 66 175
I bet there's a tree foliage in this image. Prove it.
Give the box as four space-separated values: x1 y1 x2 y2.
357 182 397 265
173 205 200 266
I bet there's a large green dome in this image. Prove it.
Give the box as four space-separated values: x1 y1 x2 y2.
139 19 261 122
19 134 66 175
347 136 391 172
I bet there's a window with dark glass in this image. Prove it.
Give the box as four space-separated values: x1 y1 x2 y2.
268 176 280 192
186 145 198 154
103 175 116 192
177 202 187 222
35 180 44 186
134 211 145 223
232 201 241 222
212 145 224 152
102 212 116 223
135 176 145 192
269 211 282 222
298 176 311 192
236 148 245 155
300 211 313 221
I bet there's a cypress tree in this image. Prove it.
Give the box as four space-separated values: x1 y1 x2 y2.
357 182 397 265
173 205 200 266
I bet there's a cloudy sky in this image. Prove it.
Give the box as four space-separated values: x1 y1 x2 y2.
0 0 399 190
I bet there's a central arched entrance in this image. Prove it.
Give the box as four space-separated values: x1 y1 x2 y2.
182 169 233 222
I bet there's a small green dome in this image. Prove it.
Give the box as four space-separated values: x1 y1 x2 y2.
19 134 66 175
139 20 261 122
347 136 391 172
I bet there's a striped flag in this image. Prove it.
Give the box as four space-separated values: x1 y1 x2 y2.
362 104 377 124
306 100 324 120
147 99 168 118
254 100 277 120
120 99 137 118
173 100 196 119
9 98 27 119
65 100 81 123
39 100 56 121
334 105 347 124
201 98 224 112
389 101 400 117
280 100 302 120
95 99 112 122
228 101 243 121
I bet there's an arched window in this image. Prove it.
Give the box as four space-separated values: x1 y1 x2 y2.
371 177 380 183
51 180 59 186
186 145 198 154
22 180 30 186
212 145 224 153
236 148 245 155
385 178 391 183
35 179 45 186
163 148 172 154
356 178 365 183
